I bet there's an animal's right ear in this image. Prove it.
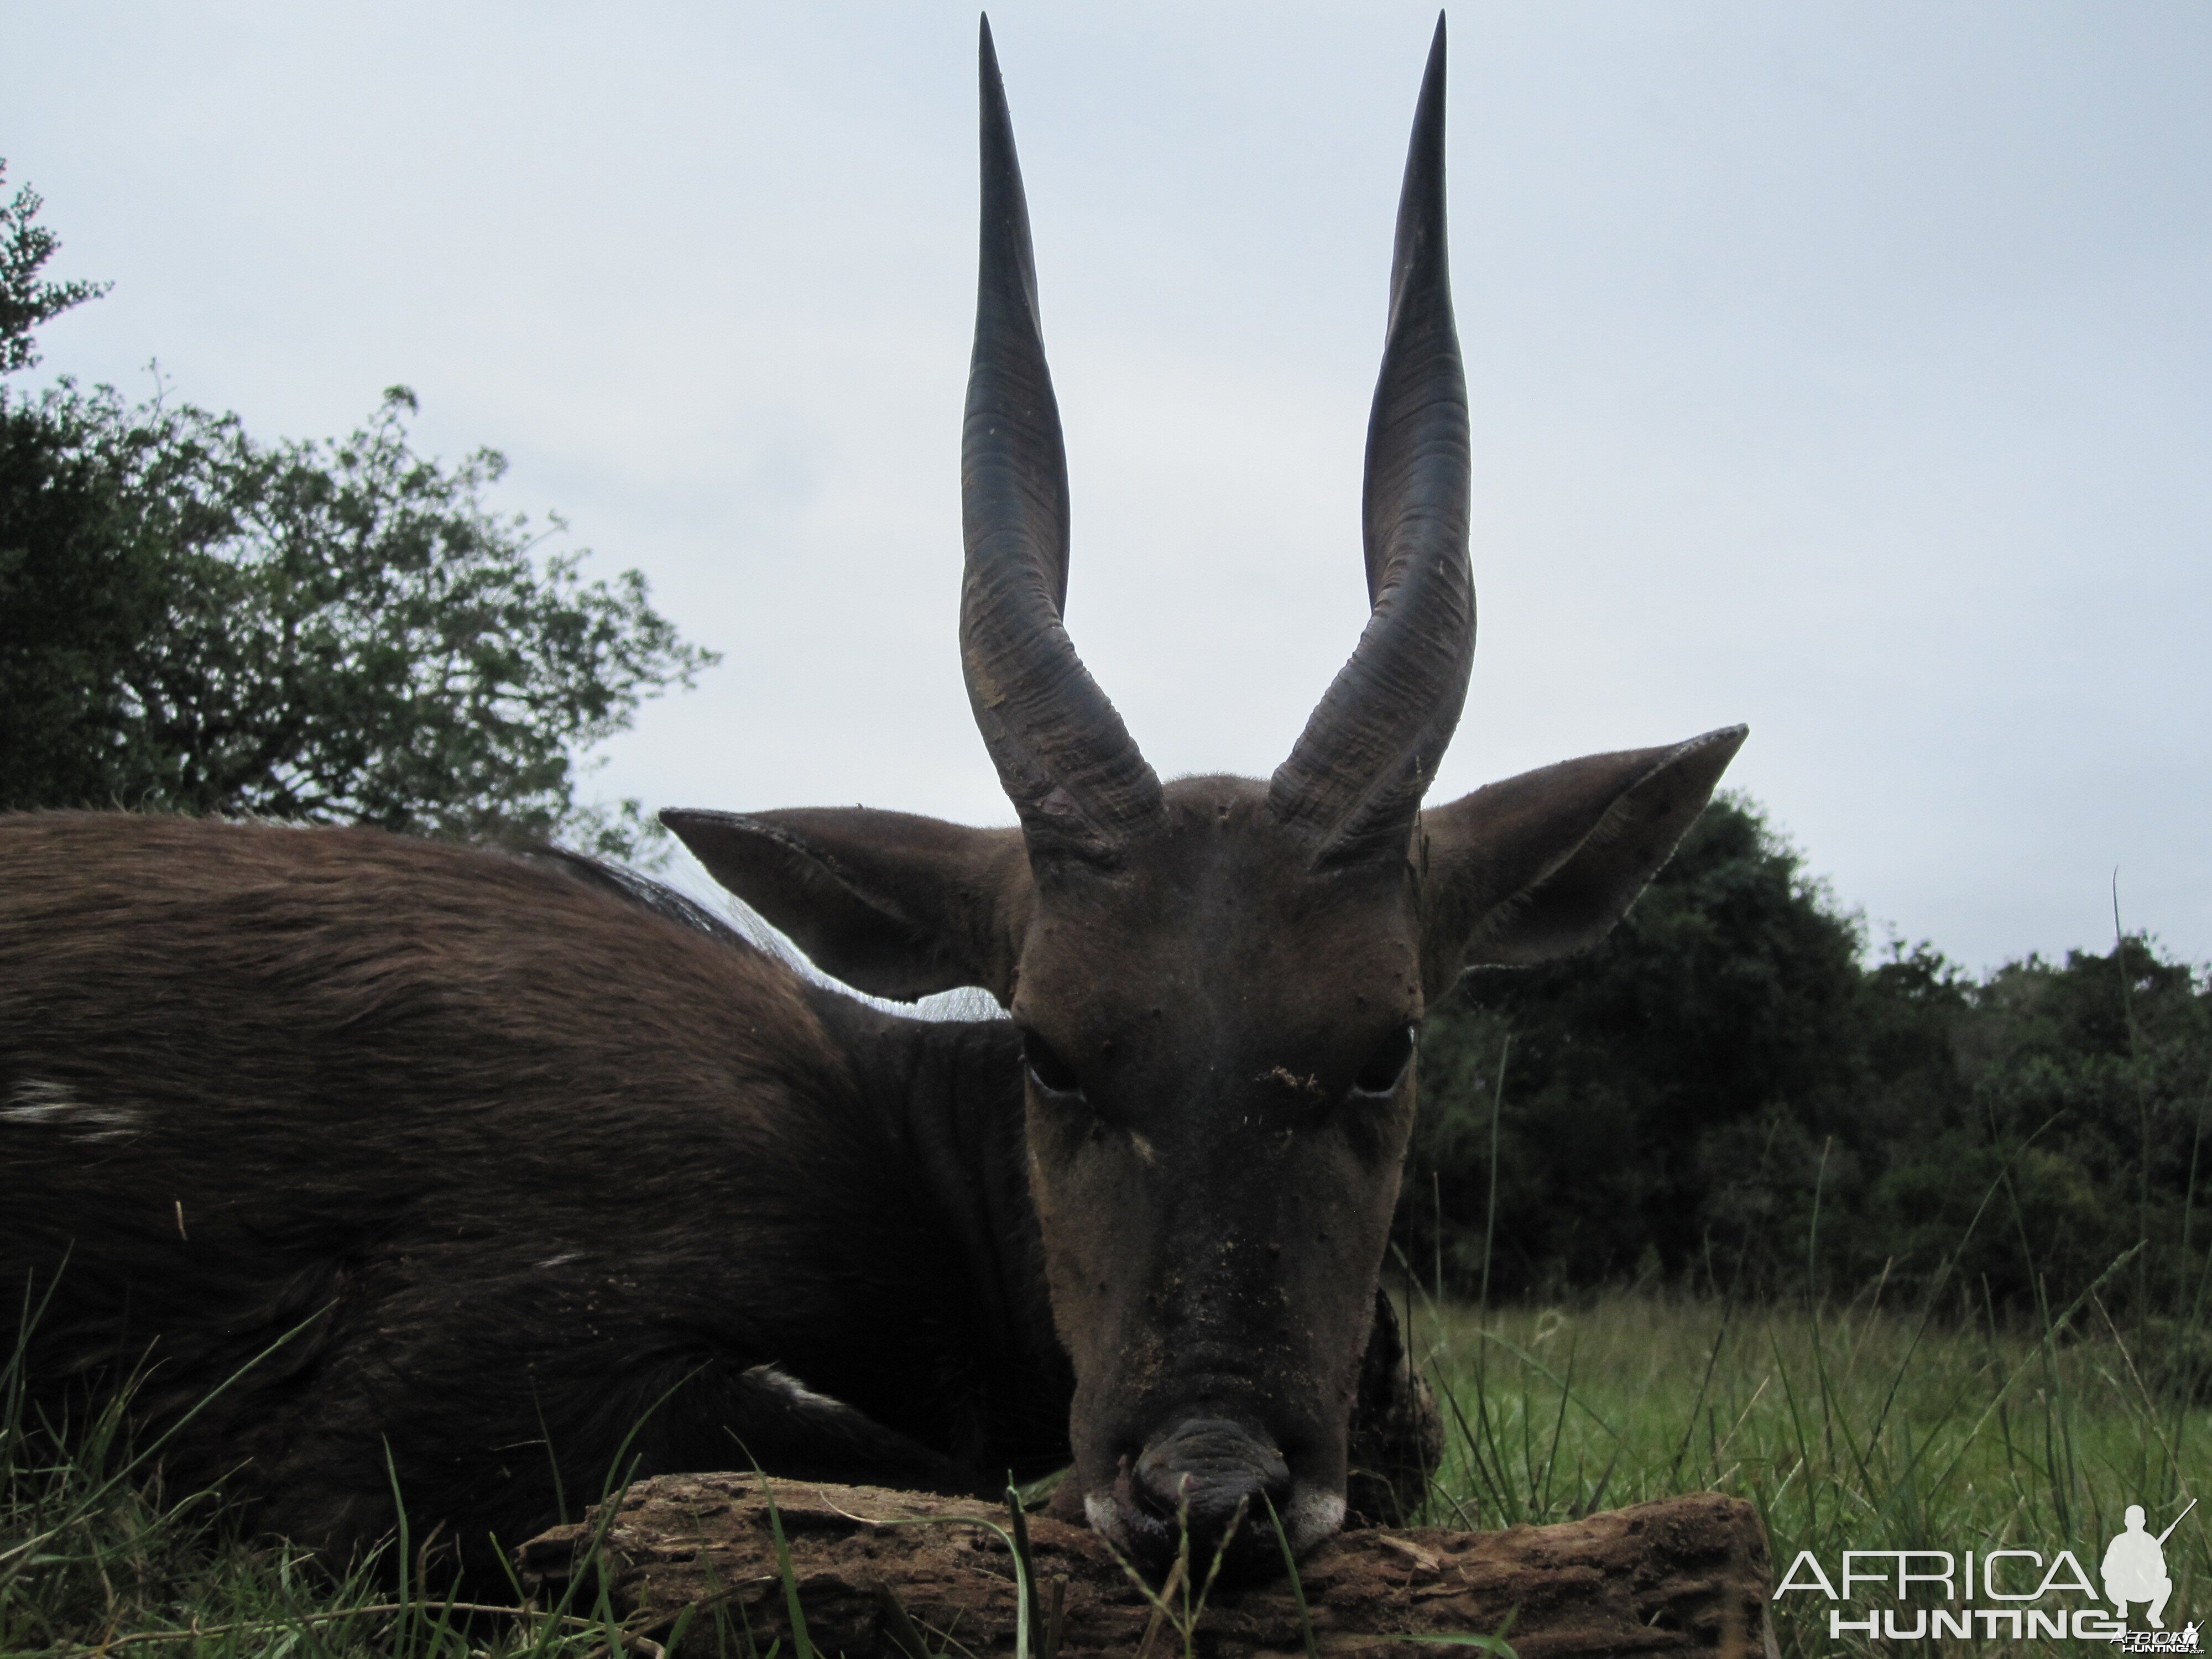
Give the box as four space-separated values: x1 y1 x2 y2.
1416 726 1746 996
660 807 1031 1005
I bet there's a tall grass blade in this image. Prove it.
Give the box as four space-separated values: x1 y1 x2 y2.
754 1470 817 1659
1264 1494 1319 1659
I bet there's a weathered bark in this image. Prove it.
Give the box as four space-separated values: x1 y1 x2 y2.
517 1476 1776 1658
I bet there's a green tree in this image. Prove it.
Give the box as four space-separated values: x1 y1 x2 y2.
1 160 109 374
1404 790 2212 1324
1407 794 1871 1298
3 164 714 857
2 164 716 857
1870 937 2212 1321
0 380 716 857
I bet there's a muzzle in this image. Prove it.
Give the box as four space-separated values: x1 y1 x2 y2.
1088 1416 1305 1580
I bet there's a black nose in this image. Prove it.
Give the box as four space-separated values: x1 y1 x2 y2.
1133 1417 1291 1547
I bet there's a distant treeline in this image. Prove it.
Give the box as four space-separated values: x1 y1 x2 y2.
1402 796 2212 1338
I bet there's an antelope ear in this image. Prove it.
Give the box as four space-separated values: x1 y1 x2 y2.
660 807 1030 1004
1417 726 1746 993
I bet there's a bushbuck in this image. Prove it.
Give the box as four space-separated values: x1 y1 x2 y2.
0 18 1741 1580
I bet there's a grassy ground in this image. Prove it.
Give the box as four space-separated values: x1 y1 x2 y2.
0 1375 643 1658
7 1292 2206 1655
1413 1288 2210 1655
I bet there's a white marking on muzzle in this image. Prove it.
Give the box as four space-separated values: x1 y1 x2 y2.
1084 1491 1135 1552
1083 1481 1346 1558
1281 1485 1348 1553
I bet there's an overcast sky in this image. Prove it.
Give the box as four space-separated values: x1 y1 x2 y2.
11 2 2208 972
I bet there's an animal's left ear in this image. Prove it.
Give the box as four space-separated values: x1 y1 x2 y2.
660 807 1030 1004
1417 725 1747 994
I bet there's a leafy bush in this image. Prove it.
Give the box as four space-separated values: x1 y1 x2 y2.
0 382 714 858
1406 796 2212 1319
0 159 715 860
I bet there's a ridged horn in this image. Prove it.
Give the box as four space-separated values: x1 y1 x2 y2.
961 16 1163 863
1267 15 1473 865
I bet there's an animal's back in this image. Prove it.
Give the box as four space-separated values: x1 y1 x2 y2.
0 812 945 1567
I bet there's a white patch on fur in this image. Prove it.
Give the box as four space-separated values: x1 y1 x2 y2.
744 1364 841 1410
536 1252 581 1270
1282 1484 1347 1552
2 1079 75 1122
717 895 1009 1023
1 1080 140 1141
1128 1131 1156 1165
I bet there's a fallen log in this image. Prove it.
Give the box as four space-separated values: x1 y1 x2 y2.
517 1477 1776 1658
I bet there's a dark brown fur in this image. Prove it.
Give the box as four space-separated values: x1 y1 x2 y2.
1 812 1070 1571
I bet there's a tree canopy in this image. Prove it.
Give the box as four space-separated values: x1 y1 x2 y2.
0 160 714 858
1405 795 2212 1338
1 160 109 375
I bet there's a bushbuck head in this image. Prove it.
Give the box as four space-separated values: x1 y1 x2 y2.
665 17 1743 1574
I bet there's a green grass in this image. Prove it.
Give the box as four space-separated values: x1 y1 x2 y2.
0 1375 665 1658
1413 1287 2210 1655
8 1284 2206 1655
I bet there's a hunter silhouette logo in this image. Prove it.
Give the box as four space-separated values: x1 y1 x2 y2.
2105 1504 2184 1626
2106 1500 2197 1651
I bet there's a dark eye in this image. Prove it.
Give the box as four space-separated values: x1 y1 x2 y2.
1353 1025 1416 1095
1021 1029 1085 1099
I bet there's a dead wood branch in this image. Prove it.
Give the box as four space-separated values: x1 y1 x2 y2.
517 1477 1775 1658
